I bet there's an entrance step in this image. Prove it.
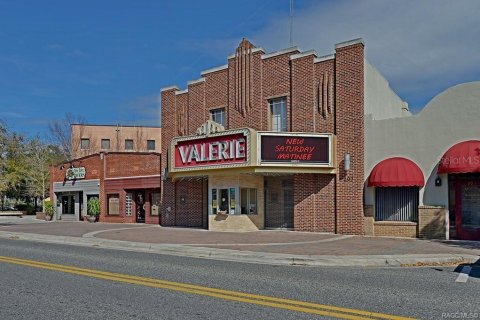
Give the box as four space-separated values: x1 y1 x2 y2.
59 215 77 221
209 214 260 231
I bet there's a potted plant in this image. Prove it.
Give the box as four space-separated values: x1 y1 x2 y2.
44 200 54 221
87 197 100 222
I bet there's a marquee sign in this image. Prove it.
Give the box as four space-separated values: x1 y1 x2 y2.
259 133 332 166
172 130 250 171
65 167 86 180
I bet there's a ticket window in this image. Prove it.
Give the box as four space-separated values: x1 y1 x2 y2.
211 188 236 214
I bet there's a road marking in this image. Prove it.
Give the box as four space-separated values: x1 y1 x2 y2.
455 266 472 283
0 256 416 320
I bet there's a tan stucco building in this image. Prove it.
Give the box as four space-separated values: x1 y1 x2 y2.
71 124 161 159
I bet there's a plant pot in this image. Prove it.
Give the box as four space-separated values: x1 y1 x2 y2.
44 215 52 221
87 215 97 223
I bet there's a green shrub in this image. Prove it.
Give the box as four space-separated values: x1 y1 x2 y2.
87 197 100 216
44 200 54 216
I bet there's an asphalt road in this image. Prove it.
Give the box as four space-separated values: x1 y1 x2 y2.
0 238 478 320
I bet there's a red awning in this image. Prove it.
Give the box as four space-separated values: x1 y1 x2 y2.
438 140 480 174
368 157 425 187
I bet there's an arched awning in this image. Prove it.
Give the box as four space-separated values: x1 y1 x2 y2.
368 157 425 187
438 140 480 174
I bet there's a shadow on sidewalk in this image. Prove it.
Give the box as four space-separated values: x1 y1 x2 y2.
435 240 480 251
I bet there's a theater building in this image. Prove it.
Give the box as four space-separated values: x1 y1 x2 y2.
160 38 480 240
50 152 161 223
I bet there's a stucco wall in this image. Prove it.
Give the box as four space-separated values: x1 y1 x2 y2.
71 124 161 158
364 60 410 120
365 82 480 207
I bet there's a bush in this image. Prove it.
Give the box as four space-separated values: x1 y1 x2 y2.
44 200 54 216
87 197 100 216
16 204 35 215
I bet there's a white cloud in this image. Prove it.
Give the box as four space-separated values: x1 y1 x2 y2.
252 0 480 109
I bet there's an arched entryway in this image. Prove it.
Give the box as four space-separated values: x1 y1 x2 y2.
438 140 480 240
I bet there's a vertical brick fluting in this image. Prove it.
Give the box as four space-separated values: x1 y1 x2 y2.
335 42 365 235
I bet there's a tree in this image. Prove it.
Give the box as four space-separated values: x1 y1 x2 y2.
24 138 63 207
0 122 8 208
48 112 85 161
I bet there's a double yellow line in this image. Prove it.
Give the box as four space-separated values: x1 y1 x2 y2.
0 255 415 320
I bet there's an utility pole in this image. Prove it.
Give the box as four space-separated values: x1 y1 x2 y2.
289 0 294 46
115 124 120 152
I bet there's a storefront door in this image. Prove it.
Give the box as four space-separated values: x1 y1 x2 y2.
456 180 480 240
62 195 75 215
135 191 145 223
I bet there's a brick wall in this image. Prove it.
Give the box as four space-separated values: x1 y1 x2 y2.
294 174 336 232
374 221 418 238
334 42 365 235
418 206 447 239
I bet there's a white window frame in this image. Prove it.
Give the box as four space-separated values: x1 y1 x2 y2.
210 108 226 127
269 97 287 132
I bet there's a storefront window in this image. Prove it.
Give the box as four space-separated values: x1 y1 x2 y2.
219 189 229 213
375 187 419 221
150 192 160 216
241 188 257 214
230 188 236 214
108 194 120 215
461 184 480 229
125 192 133 216
211 189 217 215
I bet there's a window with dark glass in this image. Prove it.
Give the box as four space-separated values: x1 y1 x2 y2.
210 108 225 127
101 139 110 150
125 139 134 150
80 138 90 150
241 188 257 214
269 97 287 132
147 140 156 151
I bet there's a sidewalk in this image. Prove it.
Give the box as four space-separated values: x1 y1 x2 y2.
1 216 479 267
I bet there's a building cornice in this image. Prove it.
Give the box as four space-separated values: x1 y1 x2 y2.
290 50 318 60
261 46 299 60
160 85 179 92
314 54 335 63
335 38 364 49
200 64 228 76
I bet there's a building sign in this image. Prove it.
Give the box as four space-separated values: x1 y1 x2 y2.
65 167 86 180
173 132 248 169
260 134 331 165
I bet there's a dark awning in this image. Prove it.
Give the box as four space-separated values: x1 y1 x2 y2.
368 157 425 187
438 140 480 174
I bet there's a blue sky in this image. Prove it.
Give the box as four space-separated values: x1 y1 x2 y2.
1 0 479 139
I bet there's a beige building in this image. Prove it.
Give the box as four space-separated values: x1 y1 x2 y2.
71 124 161 159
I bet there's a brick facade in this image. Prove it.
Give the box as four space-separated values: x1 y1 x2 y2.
50 152 161 224
161 39 365 234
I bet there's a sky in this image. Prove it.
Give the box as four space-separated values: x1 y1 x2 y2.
1 0 479 139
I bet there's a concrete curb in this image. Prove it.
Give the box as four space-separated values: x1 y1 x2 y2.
1 231 478 267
